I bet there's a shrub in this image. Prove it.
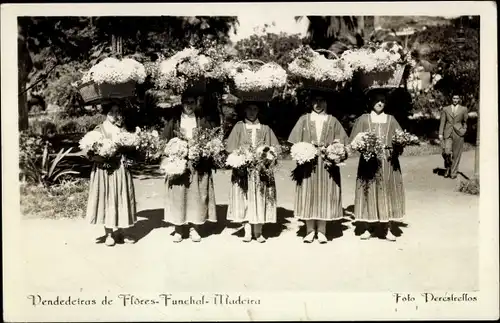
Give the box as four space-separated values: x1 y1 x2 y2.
19 131 48 163
57 119 79 134
457 177 479 195
28 118 58 137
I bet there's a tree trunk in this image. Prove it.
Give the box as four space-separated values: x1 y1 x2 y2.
18 30 32 131
474 112 479 178
111 33 123 55
18 83 29 130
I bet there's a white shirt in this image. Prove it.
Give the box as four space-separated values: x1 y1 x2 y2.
244 122 261 147
102 119 122 140
452 105 459 115
180 113 197 140
310 112 328 141
370 111 388 124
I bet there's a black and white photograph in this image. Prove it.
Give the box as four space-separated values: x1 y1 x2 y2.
2 2 498 321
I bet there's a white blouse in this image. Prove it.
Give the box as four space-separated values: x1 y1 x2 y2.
310 112 328 141
370 111 388 124
102 119 122 140
244 122 261 147
180 113 197 140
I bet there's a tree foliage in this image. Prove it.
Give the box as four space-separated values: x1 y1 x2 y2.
408 16 479 110
234 32 306 68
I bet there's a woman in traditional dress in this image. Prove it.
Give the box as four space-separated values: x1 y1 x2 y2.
349 91 405 241
288 90 349 243
85 101 137 247
161 90 219 243
226 101 280 243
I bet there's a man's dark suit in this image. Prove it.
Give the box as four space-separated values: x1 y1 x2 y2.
439 104 468 178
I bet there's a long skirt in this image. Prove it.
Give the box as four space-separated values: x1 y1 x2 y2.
86 163 137 229
353 156 405 223
227 170 277 224
164 169 217 226
292 157 343 221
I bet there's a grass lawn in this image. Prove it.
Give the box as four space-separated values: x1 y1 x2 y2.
20 179 89 219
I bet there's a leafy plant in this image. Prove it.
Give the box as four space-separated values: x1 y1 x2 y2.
457 177 479 195
22 142 80 187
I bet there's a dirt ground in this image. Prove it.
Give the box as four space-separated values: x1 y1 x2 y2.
15 151 478 293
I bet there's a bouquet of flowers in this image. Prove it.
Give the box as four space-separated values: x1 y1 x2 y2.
320 140 349 167
114 130 141 167
79 131 119 168
176 127 227 172
154 47 211 93
135 127 164 163
254 145 280 178
392 129 420 147
288 46 354 86
290 142 318 165
350 132 386 162
81 57 146 85
160 137 189 176
226 145 255 170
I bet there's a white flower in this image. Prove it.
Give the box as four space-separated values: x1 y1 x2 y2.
341 46 402 73
160 157 187 176
226 153 248 168
98 138 117 157
83 57 146 84
289 48 353 83
79 130 104 152
226 147 254 168
164 138 189 158
290 142 318 165
116 131 140 147
233 62 287 91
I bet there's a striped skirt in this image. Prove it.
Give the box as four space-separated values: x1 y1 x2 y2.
227 170 277 224
292 156 343 221
86 163 137 229
353 156 405 222
164 169 217 226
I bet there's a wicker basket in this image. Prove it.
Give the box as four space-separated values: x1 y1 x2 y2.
358 64 407 89
233 88 275 102
302 78 341 92
78 80 136 104
184 77 207 94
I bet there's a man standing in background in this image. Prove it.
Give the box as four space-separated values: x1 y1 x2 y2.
439 94 469 179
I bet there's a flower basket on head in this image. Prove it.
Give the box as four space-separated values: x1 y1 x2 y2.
78 80 136 104
154 47 212 95
358 64 407 89
301 49 344 92
78 57 146 104
288 47 352 93
230 59 286 102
